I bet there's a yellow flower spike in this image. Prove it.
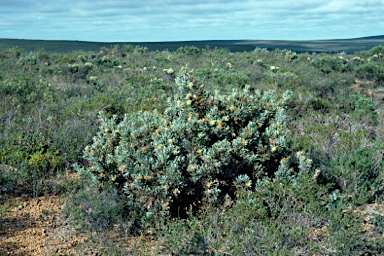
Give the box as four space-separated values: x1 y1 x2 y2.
209 120 216 126
245 181 252 188
206 182 212 188
187 100 192 105
118 164 127 171
111 177 116 182
188 82 194 89
271 146 277 152
241 139 247 146
164 184 169 189
197 149 202 154
229 105 235 111
144 175 152 181
162 202 169 209
224 199 232 207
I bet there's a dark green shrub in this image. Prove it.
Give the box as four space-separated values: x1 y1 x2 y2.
77 66 297 225
0 164 17 193
284 50 298 62
354 62 384 84
133 45 148 54
373 214 384 234
369 45 384 57
1 131 60 197
17 51 40 66
349 93 378 124
176 46 201 56
311 56 344 73
308 98 331 113
326 142 384 204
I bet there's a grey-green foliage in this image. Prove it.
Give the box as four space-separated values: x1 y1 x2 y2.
284 50 298 62
76 66 307 225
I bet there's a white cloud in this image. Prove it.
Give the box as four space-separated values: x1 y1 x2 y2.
0 0 383 41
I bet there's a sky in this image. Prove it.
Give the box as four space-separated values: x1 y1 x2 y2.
1 0 383 42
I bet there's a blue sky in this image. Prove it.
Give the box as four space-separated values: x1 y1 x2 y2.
1 0 383 42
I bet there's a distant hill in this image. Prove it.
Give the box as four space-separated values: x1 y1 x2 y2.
350 35 384 40
0 36 383 54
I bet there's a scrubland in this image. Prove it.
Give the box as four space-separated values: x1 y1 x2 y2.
1 44 384 255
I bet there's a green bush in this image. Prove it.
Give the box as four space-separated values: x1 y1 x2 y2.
354 62 384 84
311 56 345 73
284 50 298 63
369 45 384 57
349 93 378 124
1 131 60 197
176 46 201 56
326 142 384 204
77 66 297 225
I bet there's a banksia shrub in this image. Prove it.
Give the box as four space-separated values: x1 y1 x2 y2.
78 66 296 224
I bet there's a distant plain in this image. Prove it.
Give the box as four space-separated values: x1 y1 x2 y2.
1 35 384 54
